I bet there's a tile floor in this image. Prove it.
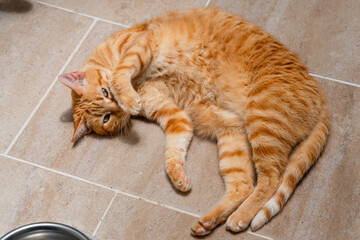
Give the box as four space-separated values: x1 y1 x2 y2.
0 0 359 239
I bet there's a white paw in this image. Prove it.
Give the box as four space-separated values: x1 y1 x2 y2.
226 217 248 233
251 210 267 231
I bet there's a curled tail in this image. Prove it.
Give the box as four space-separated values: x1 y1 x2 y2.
251 96 330 231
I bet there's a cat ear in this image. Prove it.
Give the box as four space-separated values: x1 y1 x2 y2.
58 71 87 96
72 116 92 142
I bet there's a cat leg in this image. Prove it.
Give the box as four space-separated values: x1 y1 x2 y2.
110 32 153 115
225 128 290 232
139 81 193 192
163 116 193 192
155 108 193 192
191 131 254 236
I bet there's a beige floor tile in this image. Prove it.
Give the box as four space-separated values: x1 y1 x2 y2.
95 194 265 240
0 155 114 237
41 0 208 26
0 2 92 153
254 78 360 240
209 0 360 85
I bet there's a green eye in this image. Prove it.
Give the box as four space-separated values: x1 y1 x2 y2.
102 88 109 98
103 114 110 123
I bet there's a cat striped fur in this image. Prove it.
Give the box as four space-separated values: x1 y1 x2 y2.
58 8 330 236
251 101 329 231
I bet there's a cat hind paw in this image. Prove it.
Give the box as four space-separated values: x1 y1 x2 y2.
191 222 212 236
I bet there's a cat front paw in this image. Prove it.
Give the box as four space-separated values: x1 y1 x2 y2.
118 92 142 115
166 161 191 192
111 86 142 115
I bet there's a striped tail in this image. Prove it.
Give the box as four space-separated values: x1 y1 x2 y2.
251 98 330 231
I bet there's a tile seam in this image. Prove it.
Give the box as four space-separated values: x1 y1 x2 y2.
0 153 115 191
92 192 118 236
0 153 273 239
205 0 211 7
113 189 201 218
32 0 129 28
4 19 98 155
246 230 275 240
309 73 360 88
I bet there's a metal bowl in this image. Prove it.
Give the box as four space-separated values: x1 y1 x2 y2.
1 222 97 240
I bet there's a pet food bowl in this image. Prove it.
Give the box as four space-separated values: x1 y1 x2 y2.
1 222 97 240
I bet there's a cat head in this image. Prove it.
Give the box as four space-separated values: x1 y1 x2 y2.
58 69 130 142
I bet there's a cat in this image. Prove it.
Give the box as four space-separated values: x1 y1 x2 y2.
58 8 330 236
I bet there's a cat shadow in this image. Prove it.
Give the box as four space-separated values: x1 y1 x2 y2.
131 115 154 124
117 127 140 146
59 108 74 122
88 125 141 146
72 129 141 148
0 0 33 13
62 109 142 147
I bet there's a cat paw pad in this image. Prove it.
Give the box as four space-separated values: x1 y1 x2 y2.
166 162 191 192
201 219 217 230
191 222 211 236
225 216 249 233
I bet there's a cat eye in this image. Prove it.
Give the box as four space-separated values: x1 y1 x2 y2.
102 88 109 98
103 114 110 123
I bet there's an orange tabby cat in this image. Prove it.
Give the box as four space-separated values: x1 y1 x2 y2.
58 8 330 236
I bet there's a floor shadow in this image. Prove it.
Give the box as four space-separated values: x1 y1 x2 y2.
117 129 140 145
59 107 73 122
131 115 155 124
69 115 158 148
0 0 33 13
74 120 141 146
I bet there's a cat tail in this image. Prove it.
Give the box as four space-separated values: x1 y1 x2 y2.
250 96 330 231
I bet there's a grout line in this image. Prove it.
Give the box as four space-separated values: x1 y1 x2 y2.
0 153 272 239
4 19 97 155
92 192 117 236
32 0 129 28
93 17 129 28
204 0 211 7
309 73 360 88
1 153 115 191
246 230 275 240
113 189 201 218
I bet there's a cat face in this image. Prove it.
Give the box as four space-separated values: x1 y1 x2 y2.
58 70 130 142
